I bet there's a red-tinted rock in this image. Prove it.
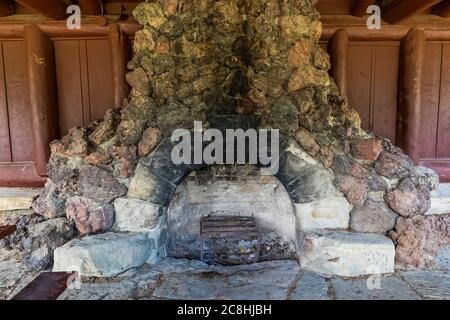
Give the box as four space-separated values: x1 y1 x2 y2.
50 128 88 157
85 151 112 166
332 154 369 179
351 138 383 161
390 214 450 269
111 145 138 178
350 199 398 234
138 127 162 157
385 178 431 217
65 196 114 235
375 151 413 179
79 165 127 203
335 175 368 207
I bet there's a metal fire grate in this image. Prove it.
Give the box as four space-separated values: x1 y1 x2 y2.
200 216 261 265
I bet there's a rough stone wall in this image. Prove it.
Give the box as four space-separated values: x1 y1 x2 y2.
27 0 447 269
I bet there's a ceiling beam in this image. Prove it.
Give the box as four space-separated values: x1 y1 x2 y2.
382 0 444 24
351 0 376 17
0 1 13 17
79 0 102 15
434 0 450 17
14 0 69 20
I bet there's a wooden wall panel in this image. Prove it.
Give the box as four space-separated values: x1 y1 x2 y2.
54 38 114 135
437 44 450 158
86 39 114 121
372 45 399 144
54 40 84 136
0 42 11 162
347 44 372 129
2 41 33 162
347 42 399 144
420 43 442 158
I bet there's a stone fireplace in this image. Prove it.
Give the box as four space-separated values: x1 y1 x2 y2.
27 0 446 278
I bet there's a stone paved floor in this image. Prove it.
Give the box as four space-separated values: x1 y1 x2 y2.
1 257 449 300
1 183 450 300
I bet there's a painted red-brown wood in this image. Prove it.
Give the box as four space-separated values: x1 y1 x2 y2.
86 39 115 121
54 40 85 136
351 0 376 17
420 43 442 159
420 159 450 182
0 162 46 187
12 272 77 300
15 0 69 21
372 44 400 144
0 225 16 240
382 0 444 24
347 44 372 130
79 0 103 16
0 1 13 18
436 44 450 158
109 24 129 108
434 1 450 17
0 41 12 162
24 24 60 176
316 0 352 15
328 29 349 96
2 41 33 162
397 28 425 165
79 40 91 125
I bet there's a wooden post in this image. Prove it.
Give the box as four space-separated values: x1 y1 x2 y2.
24 24 60 177
109 24 129 108
328 29 349 97
396 28 425 165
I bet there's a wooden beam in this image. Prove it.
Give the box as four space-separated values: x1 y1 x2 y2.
24 24 60 177
0 225 16 240
396 28 426 165
434 0 450 17
15 0 68 20
351 0 376 17
12 272 77 300
109 24 130 108
79 0 103 16
0 163 47 187
382 0 443 24
0 0 13 17
328 29 349 96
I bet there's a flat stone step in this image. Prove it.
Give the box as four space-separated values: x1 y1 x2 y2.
294 197 351 231
53 232 156 277
0 188 41 212
298 230 395 277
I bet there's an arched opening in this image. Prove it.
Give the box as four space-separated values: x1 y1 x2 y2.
167 164 297 264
